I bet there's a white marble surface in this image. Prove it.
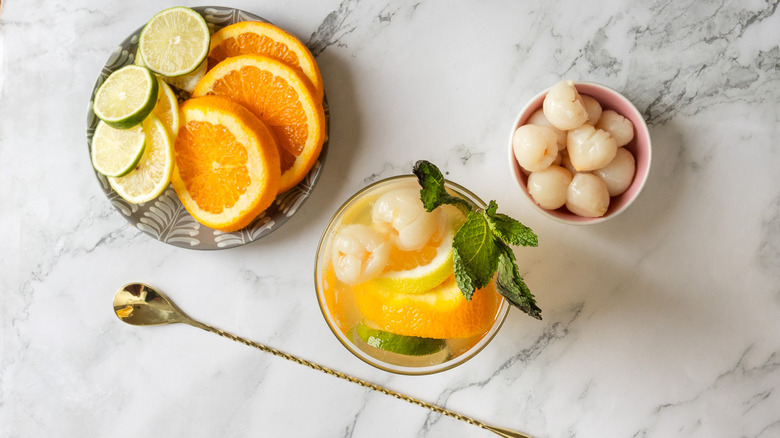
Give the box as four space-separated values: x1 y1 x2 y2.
2 0 779 436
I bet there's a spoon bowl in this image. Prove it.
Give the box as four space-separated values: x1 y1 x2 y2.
114 283 188 326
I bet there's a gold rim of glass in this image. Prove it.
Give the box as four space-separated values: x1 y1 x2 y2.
314 175 511 375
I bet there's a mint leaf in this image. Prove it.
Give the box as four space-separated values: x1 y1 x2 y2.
495 241 541 319
484 201 538 247
453 249 475 300
452 211 499 298
413 160 472 216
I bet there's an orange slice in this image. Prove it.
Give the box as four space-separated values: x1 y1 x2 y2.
193 55 326 193
353 276 502 339
207 21 324 101
171 95 280 232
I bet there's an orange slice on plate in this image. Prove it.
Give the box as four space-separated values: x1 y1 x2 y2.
207 21 324 101
171 95 281 232
193 54 326 193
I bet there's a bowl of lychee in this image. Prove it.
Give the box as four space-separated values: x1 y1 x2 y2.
508 80 651 224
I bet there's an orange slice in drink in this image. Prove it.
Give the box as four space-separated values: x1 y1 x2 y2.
207 21 324 101
171 95 281 232
353 276 502 339
193 54 326 193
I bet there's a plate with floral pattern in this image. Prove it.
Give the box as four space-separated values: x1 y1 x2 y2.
86 6 328 249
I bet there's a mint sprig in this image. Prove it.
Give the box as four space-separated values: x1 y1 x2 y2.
412 160 542 320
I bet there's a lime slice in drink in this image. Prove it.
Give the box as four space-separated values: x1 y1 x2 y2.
90 121 146 177
152 77 179 137
354 321 447 356
364 219 457 295
139 7 210 77
109 114 174 204
93 65 159 129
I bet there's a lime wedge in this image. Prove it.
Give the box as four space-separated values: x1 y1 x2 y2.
152 77 179 137
354 321 447 356
91 121 146 177
109 114 174 204
139 7 210 77
93 65 158 129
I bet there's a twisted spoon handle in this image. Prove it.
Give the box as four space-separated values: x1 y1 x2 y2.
186 319 531 438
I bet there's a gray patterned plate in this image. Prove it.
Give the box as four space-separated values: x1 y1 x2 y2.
86 6 328 250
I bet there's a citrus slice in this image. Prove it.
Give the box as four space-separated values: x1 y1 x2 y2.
152 77 179 136
90 121 146 177
171 95 281 232
108 114 174 204
354 276 502 339
207 21 324 101
139 6 210 77
161 61 207 93
135 48 207 93
354 321 447 356
134 48 144 66
373 237 453 294
362 217 456 295
92 65 158 129
192 54 326 193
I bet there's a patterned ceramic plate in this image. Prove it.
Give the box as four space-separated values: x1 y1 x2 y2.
86 6 329 250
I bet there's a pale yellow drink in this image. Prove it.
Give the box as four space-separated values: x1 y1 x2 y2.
315 176 509 374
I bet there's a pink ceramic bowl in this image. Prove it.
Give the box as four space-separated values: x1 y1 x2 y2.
508 81 652 224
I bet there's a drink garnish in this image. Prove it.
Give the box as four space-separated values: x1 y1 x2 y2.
413 160 542 320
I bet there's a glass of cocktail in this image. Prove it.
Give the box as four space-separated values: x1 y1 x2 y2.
315 175 510 375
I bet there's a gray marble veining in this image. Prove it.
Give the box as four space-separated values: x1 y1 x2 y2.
1 0 779 437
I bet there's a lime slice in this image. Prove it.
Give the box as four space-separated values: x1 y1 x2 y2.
139 7 210 77
108 114 174 204
161 60 206 93
364 223 456 295
354 321 447 356
135 47 205 94
91 121 146 177
93 65 158 129
133 48 145 67
152 77 179 136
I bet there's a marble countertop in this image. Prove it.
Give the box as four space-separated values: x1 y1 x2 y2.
2 0 779 437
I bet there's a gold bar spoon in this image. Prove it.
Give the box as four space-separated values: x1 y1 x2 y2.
113 282 532 438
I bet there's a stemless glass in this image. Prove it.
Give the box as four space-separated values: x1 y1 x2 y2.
315 175 510 375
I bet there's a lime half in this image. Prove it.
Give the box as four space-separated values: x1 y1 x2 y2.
93 65 158 129
91 121 146 177
355 322 447 356
109 114 174 204
139 7 210 77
